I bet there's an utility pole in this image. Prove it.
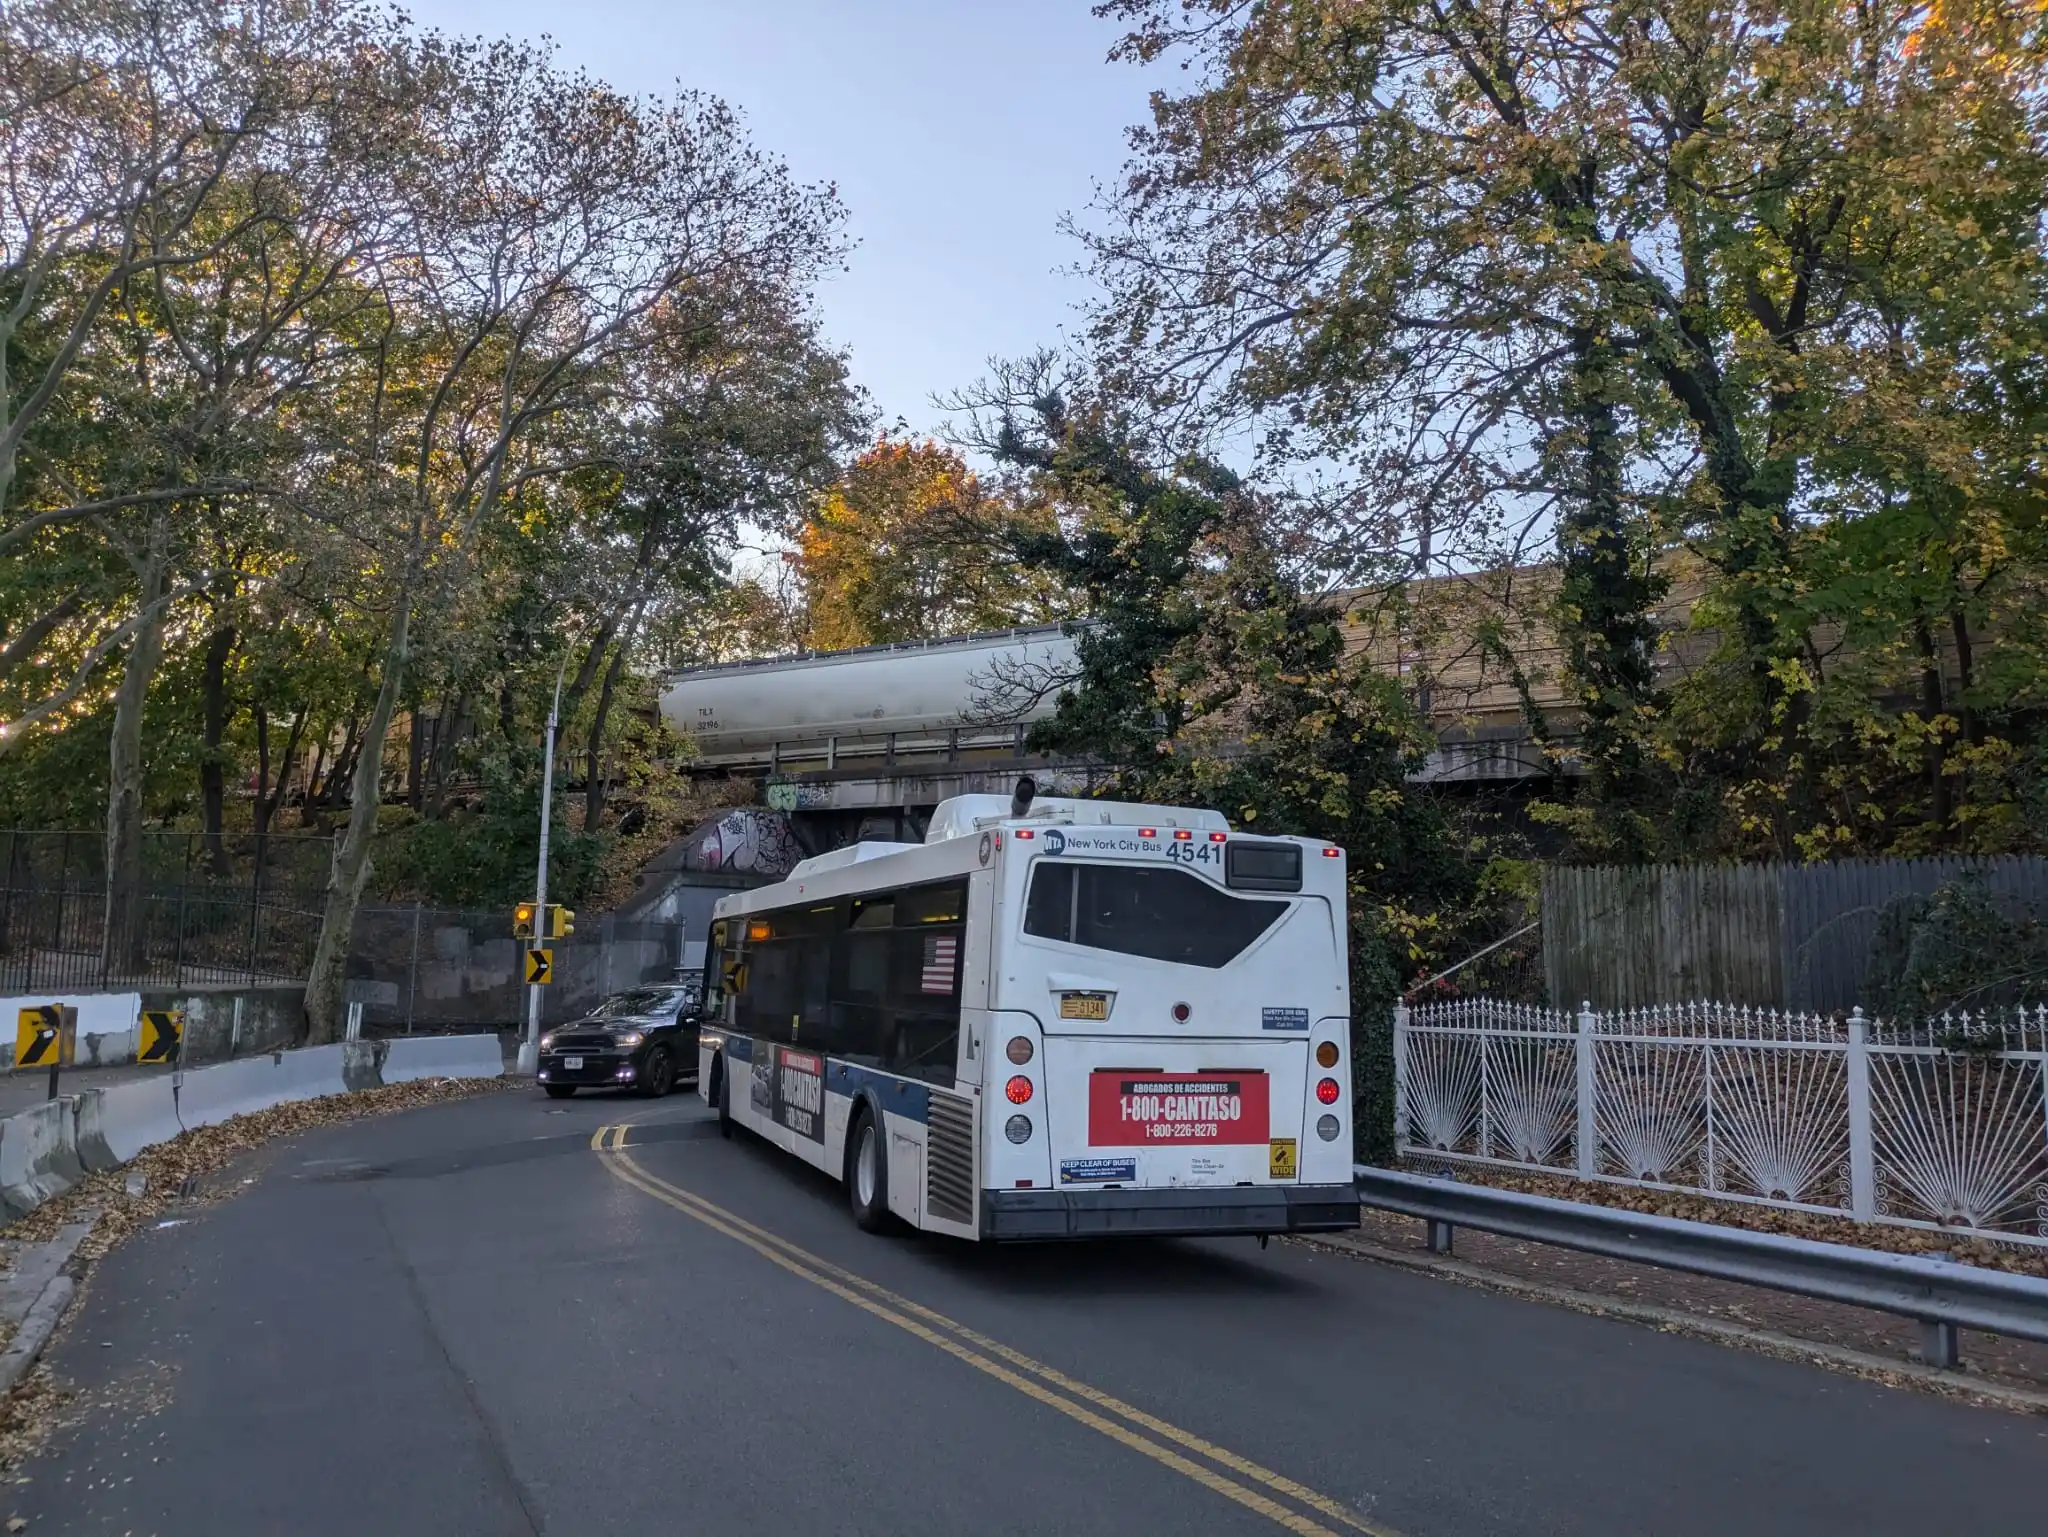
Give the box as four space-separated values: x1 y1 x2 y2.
516 654 571 1076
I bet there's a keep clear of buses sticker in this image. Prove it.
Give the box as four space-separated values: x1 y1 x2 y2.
1268 1138 1298 1179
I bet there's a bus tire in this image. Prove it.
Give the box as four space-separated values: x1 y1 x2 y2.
847 1106 891 1233
714 1055 734 1139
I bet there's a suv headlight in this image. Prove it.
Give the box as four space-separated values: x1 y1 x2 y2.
539 1033 556 1053
612 1030 645 1047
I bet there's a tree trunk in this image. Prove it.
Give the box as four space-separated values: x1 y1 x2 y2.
320 716 363 808
1914 617 1952 837
406 707 425 813
582 637 632 831
254 706 272 858
1557 323 1663 845
252 705 306 872
0 593 84 680
200 620 238 877
305 587 412 1044
425 690 466 816
1949 604 1983 747
102 525 171 980
301 736 328 823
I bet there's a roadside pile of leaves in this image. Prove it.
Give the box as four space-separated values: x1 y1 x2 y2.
1397 1159 2048 1279
5 1077 513 1261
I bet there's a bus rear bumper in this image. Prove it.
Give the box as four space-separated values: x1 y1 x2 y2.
978 1184 1360 1241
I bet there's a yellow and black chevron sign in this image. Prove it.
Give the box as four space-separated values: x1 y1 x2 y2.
13 1005 73 1070
138 1008 183 1065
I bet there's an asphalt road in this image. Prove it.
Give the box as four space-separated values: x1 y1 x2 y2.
15 1088 2045 1536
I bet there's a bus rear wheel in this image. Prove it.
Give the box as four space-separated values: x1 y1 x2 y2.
848 1109 891 1233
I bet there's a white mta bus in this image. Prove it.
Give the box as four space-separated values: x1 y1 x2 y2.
696 786 1360 1241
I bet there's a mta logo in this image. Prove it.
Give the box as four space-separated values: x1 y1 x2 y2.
1043 829 1066 855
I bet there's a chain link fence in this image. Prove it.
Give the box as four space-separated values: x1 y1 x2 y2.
348 905 696 1034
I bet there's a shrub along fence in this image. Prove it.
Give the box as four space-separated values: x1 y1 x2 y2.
1396 997 2048 1250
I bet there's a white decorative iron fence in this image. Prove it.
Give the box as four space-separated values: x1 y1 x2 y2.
1394 998 2048 1248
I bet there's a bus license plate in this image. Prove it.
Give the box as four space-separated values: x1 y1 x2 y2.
1088 1070 1270 1144
1059 992 1110 1021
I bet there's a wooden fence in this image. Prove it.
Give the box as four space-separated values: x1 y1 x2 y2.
1542 855 2048 1012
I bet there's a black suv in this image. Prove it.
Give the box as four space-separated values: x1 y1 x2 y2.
537 981 701 1099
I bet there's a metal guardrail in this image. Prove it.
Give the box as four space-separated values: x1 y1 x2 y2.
1353 1165 2048 1370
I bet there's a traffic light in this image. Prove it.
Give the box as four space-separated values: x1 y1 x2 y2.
513 901 537 938
547 904 576 939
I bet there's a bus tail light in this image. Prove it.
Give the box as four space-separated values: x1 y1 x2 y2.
1005 1114 1033 1143
1006 1035 1034 1064
1315 1077 1340 1104
1315 1041 1340 1068
1209 831 1227 842
1322 847 1342 858
1138 827 1156 838
1171 1002 1191 1023
1005 1075 1035 1105
1173 829 1193 841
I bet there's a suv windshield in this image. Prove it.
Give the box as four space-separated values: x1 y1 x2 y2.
595 988 684 1018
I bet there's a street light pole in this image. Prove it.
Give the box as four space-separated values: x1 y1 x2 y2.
516 654 571 1076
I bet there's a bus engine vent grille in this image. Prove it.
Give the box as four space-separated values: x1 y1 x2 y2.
925 1092 975 1224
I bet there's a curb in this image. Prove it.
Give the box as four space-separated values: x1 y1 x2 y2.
0 1217 94 1397
0 1274 74 1396
1297 1232 2048 1418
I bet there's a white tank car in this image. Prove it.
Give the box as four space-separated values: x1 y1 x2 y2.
659 625 1081 759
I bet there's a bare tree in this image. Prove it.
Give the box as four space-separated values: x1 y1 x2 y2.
299 39 848 1040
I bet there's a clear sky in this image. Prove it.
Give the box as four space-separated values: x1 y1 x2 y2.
397 0 1159 438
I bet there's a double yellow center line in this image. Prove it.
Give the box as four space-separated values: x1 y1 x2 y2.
590 1122 1404 1537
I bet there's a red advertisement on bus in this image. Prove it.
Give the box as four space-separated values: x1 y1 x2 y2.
1087 1070 1270 1145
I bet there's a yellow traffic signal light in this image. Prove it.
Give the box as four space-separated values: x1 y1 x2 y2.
547 904 576 939
513 902 537 938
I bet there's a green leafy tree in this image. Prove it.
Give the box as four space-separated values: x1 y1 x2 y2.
978 378 1471 1158
1090 0 2048 861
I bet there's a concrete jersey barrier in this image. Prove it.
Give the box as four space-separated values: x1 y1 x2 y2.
175 1055 293 1130
0 1100 87 1218
382 1035 505 1083
73 1078 183 1171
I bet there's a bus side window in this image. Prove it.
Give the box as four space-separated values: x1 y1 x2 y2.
820 878 965 1088
829 925 891 1068
882 883 965 1088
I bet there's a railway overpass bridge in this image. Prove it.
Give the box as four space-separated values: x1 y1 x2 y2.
659 621 1569 854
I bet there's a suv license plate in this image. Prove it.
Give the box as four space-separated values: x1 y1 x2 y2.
563 1056 583 1070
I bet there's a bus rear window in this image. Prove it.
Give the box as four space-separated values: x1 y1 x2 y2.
1023 863 1287 968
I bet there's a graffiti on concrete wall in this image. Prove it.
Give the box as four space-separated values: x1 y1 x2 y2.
686 808 802 877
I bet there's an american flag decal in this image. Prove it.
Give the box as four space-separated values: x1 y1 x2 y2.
921 933 959 993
